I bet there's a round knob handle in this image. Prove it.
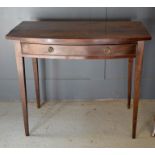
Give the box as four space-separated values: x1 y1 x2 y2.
48 47 54 53
104 47 111 54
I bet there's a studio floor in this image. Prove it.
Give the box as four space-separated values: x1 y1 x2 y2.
0 99 155 147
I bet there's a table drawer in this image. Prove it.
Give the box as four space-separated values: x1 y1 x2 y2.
22 43 136 57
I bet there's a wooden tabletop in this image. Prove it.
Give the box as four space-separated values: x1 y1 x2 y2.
6 21 151 44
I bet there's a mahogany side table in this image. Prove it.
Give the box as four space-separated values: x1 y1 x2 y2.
6 21 151 138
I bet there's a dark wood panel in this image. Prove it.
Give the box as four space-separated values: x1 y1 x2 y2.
6 21 151 44
22 43 136 58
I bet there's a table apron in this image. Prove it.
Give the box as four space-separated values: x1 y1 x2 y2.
21 43 137 59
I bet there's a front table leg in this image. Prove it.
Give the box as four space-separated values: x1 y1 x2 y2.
132 41 144 138
15 41 29 136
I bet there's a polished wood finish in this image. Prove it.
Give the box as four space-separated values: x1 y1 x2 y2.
6 21 151 138
128 58 133 109
6 21 151 45
22 43 136 59
132 41 145 139
15 41 29 136
32 58 40 108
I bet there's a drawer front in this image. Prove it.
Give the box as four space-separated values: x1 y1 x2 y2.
22 43 136 57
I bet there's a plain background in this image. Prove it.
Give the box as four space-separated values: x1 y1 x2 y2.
0 7 155 101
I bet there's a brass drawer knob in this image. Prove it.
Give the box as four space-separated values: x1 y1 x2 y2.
48 46 54 53
104 47 111 54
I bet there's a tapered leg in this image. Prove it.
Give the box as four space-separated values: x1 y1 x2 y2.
32 58 40 108
127 58 133 109
132 41 144 139
15 41 29 136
